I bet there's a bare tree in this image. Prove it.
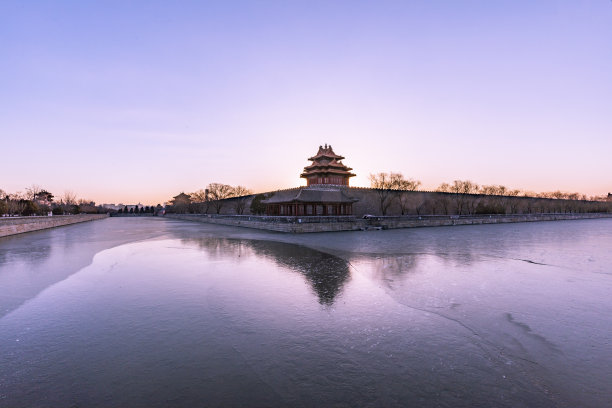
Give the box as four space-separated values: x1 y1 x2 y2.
521 191 537 198
189 189 209 213
453 180 479 195
434 184 452 215
232 186 253 215
232 186 251 197
539 191 567 200
26 184 42 201
506 190 521 213
207 183 234 214
190 189 208 202
479 184 507 214
7 193 26 215
396 190 421 215
370 173 396 215
436 180 479 215
398 193 428 216
416 197 432 215
465 195 481 215
0 189 6 215
451 180 479 215
370 172 420 215
436 182 457 213
62 191 77 206
394 178 422 215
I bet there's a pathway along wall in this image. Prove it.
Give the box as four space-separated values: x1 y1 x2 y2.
0 214 108 237
165 213 612 233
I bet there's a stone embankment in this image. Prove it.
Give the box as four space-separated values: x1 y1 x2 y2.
166 214 358 233
0 214 108 237
165 212 612 233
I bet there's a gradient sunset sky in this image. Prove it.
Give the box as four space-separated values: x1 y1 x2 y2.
2 1 611 205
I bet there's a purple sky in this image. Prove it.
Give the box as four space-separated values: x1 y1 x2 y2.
1 1 611 205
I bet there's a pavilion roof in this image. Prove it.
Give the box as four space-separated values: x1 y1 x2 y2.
303 159 352 171
173 192 191 199
300 169 357 178
262 187 358 204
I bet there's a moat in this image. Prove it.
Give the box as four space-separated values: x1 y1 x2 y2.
1 217 611 407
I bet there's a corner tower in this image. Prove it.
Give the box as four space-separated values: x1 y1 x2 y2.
300 144 356 186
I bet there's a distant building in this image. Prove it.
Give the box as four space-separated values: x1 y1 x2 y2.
167 193 192 214
263 144 358 216
170 193 191 206
101 203 124 211
607 193 612 201
126 203 144 212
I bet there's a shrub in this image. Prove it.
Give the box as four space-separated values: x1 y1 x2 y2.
250 194 267 215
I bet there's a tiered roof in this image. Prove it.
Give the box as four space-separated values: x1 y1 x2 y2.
171 192 192 205
300 144 356 182
263 185 358 204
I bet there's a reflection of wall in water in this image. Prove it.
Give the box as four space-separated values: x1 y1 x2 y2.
365 255 421 289
351 250 480 290
180 237 350 306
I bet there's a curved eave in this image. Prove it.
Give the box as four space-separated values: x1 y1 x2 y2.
308 154 345 161
303 162 352 170
300 171 356 179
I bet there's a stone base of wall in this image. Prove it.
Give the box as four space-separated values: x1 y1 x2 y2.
166 213 612 233
364 213 612 229
166 214 362 233
0 214 109 237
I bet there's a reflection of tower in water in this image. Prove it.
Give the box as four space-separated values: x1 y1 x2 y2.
250 241 351 306
183 237 350 306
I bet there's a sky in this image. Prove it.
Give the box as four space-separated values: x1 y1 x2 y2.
1 0 611 205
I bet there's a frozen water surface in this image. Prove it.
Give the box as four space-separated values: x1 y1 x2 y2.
0 217 611 407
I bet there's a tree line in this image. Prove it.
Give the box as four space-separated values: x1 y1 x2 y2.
0 185 109 216
116 205 162 215
166 183 253 214
369 173 611 216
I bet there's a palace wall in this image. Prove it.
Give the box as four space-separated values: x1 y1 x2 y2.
177 188 611 217
0 214 108 237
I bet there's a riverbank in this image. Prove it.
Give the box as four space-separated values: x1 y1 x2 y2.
0 214 109 237
165 212 612 233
